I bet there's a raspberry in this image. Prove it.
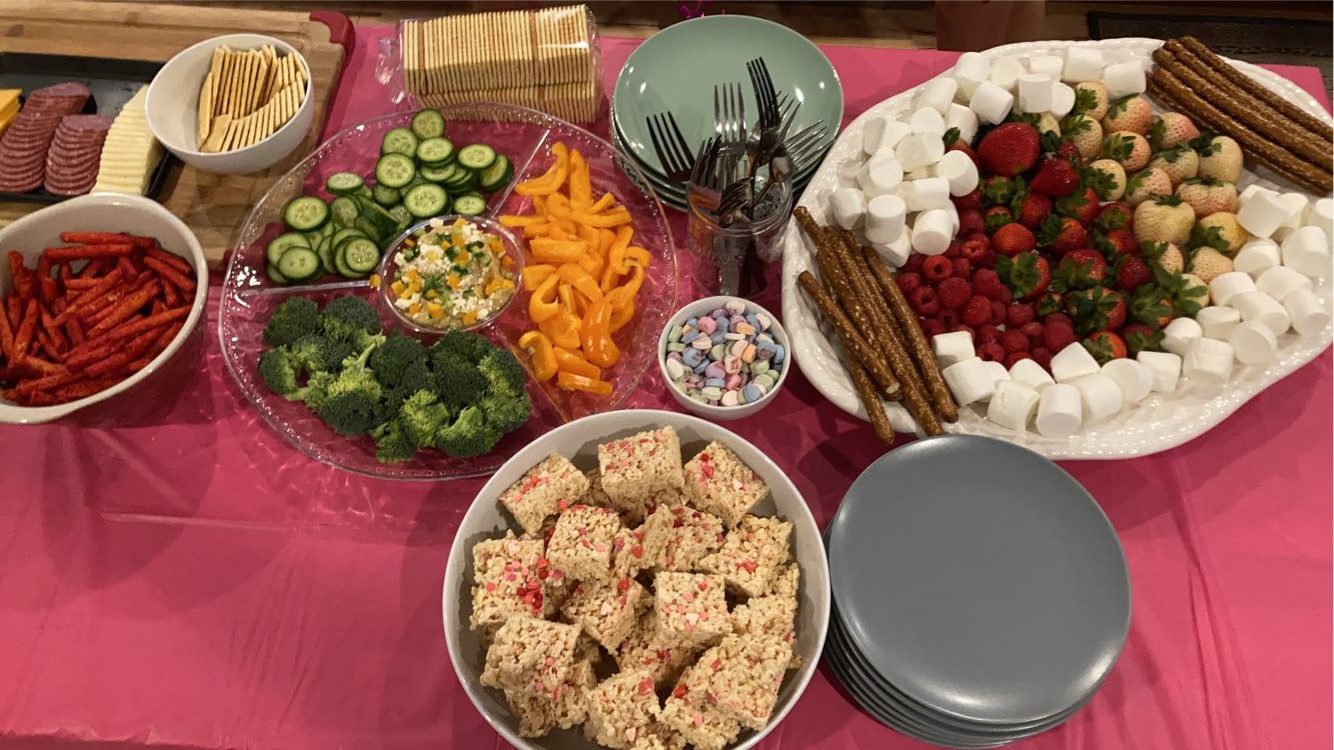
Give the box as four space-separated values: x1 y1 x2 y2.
903 253 925 274
996 286 1013 304
944 241 962 259
1030 346 1054 371
1044 312 1074 330
952 257 973 279
939 309 960 329
990 299 1007 325
936 277 972 308
958 209 985 237
909 285 940 317
1020 321 1044 340
920 317 946 338
1042 322 1077 351
922 256 953 283
961 295 992 326
976 324 1001 345
1005 303 1035 328
1004 351 1032 369
1001 329 1030 353
972 268 1005 299
977 342 1006 362
960 239 989 264
949 323 976 343
897 272 922 294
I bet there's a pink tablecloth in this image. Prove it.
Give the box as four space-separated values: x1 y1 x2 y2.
0 27 1329 750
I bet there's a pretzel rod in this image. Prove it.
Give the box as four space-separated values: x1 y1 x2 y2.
861 245 959 423
827 228 908 375
847 356 897 444
1177 36 1332 143
813 247 901 399
797 271 900 398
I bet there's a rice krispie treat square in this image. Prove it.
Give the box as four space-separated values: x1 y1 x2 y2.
561 576 648 651
480 616 581 696
682 441 768 528
584 670 662 749
583 468 614 507
612 525 660 580
698 515 793 598
470 532 555 629
654 572 730 648
768 563 800 602
546 504 623 581
641 503 725 573
504 656 596 737
704 634 794 730
499 453 590 535
616 608 701 690
630 730 686 750
659 659 742 750
597 427 685 513
730 595 797 641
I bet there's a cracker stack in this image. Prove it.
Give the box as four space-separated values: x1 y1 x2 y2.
196 44 309 153
400 5 601 124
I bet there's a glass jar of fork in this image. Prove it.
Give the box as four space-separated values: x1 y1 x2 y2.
686 175 791 298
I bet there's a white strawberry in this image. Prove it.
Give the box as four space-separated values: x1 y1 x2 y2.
1193 211 1248 254
1103 131 1151 171
1146 145 1200 187
1124 167 1172 206
1154 242 1185 274
1195 135 1243 182
1188 247 1234 284
1149 112 1200 150
1036 112 1060 138
1133 195 1196 246
1175 178 1238 216
1062 114 1104 161
1073 81 1110 120
1086 158 1126 201
1102 95 1153 136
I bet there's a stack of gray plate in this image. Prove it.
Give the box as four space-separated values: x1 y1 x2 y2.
824 435 1131 749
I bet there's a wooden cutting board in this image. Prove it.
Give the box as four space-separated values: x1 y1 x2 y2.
0 1 348 267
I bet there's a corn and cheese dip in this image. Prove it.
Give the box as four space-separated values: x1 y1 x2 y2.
384 217 516 330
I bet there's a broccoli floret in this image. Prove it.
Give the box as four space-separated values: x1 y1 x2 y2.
478 348 527 393
434 405 502 458
263 297 319 347
290 370 336 410
258 347 300 395
478 388 532 433
315 364 383 436
434 360 489 411
432 329 493 365
371 420 417 464
369 332 429 388
399 390 451 448
319 296 384 348
291 334 355 374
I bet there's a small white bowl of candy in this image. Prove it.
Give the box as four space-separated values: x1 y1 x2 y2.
658 296 791 420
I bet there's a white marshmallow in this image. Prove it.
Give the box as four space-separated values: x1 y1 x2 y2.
952 52 992 102
1162 316 1203 356
1051 342 1100 383
1036 383 1083 438
1071 373 1124 424
1229 291 1290 336
909 107 947 137
942 356 995 405
858 154 904 198
1233 238 1281 277
1280 226 1332 279
1026 54 1064 80
983 360 1011 390
936 150 980 198
1137 350 1182 393
968 81 1015 125
1196 305 1243 340
915 77 958 115
1238 183 1278 207
910 209 954 256
1062 47 1105 83
932 331 976 368
1228 321 1278 366
829 187 867 231
987 381 1041 430
900 177 951 212
1101 359 1154 404
1009 358 1056 392
989 56 1028 91
862 116 911 156
1016 74 1053 114
865 194 908 245
1274 192 1311 236
939 201 960 235
1308 198 1334 239
1208 271 1258 307
1255 265 1313 303
945 103 979 145
1049 82 1076 118
871 231 913 267
1101 60 1146 99
904 165 935 181
1284 289 1331 336
895 132 945 171
1182 337 1235 384
1237 189 1291 239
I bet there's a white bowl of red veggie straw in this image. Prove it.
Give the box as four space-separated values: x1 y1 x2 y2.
0 193 207 424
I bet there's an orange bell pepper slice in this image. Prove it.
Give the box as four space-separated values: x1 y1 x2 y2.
622 246 651 269
609 264 644 302
589 193 616 213
499 215 547 228
530 238 588 263
557 283 579 315
576 248 604 278
518 331 558 381
522 223 551 239
571 208 632 228
557 263 604 303
557 371 614 396
610 296 635 333
515 143 569 196
521 264 557 288
580 297 620 368
540 309 582 349
545 193 572 219
554 346 601 379
600 262 624 293
528 274 561 323
569 149 592 211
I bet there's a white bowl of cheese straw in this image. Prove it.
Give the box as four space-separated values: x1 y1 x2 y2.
145 33 314 175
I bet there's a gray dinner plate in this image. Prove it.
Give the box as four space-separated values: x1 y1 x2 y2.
827 435 1131 726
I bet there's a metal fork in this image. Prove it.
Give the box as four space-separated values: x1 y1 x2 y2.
785 121 831 172
713 82 746 145
746 56 781 136
645 111 694 183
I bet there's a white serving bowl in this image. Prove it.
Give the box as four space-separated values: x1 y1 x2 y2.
0 194 208 424
658 296 792 420
145 33 314 175
442 409 830 750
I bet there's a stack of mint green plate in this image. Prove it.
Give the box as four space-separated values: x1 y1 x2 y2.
611 15 844 212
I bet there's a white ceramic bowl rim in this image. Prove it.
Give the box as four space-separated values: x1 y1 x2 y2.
657 295 792 414
0 194 208 423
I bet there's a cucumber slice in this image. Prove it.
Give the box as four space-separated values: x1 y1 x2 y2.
420 162 456 183
452 193 487 216
403 183 449 219
355 197 403 239
265 232 310 267
266 264 289 285
415 137 454 165
283 196 329 232
341 238 381 276
330 227 368 248
375 153 416 188
381 127 419 157
330 196 360 228
354 217 383 245
325 171 364 196
317 235 337 276
276 247 322 282
372 184 401 206
456 143 497 171
388 204 412 228
332 238 356 278
410 108 447 140
477 154 513 193
444 169 478 193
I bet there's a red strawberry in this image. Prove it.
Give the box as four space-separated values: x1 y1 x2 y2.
952 257 973 279
1112 255 1151 292
1020 320 1044 341
992 223 1036 256
1098 228 1138 258
902 253 925 274
1056 248 1108 288
897 272 922 294
995 252 1051 301
922 256 953 283
1030 345 1054 370
1083 330 1127 364
984 205 1015 232
909 285 940 317
920 317 946 338
945 131 981 167
1037 215 1087 255
937 277 972 308
1036 292 1065 318
1057 140 1083 168
1064 287 1126 333
1029 155 1080 197
976 324 1002 345
977 341 1006 362
961 294 992 326
972 268 1006 299
1001 329 1030 353
976 122 1041 177
960 238 989 264
1102 290 1128 331
1005 302 1035 327
1057 186 1101 225
958 208 985 237
981 176 1018 207
952 188 983 211
1017 193 1053 229
1004 351 1033 369
1121 323 1164 356
1042 321 1077 351
1094 201 1134 231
